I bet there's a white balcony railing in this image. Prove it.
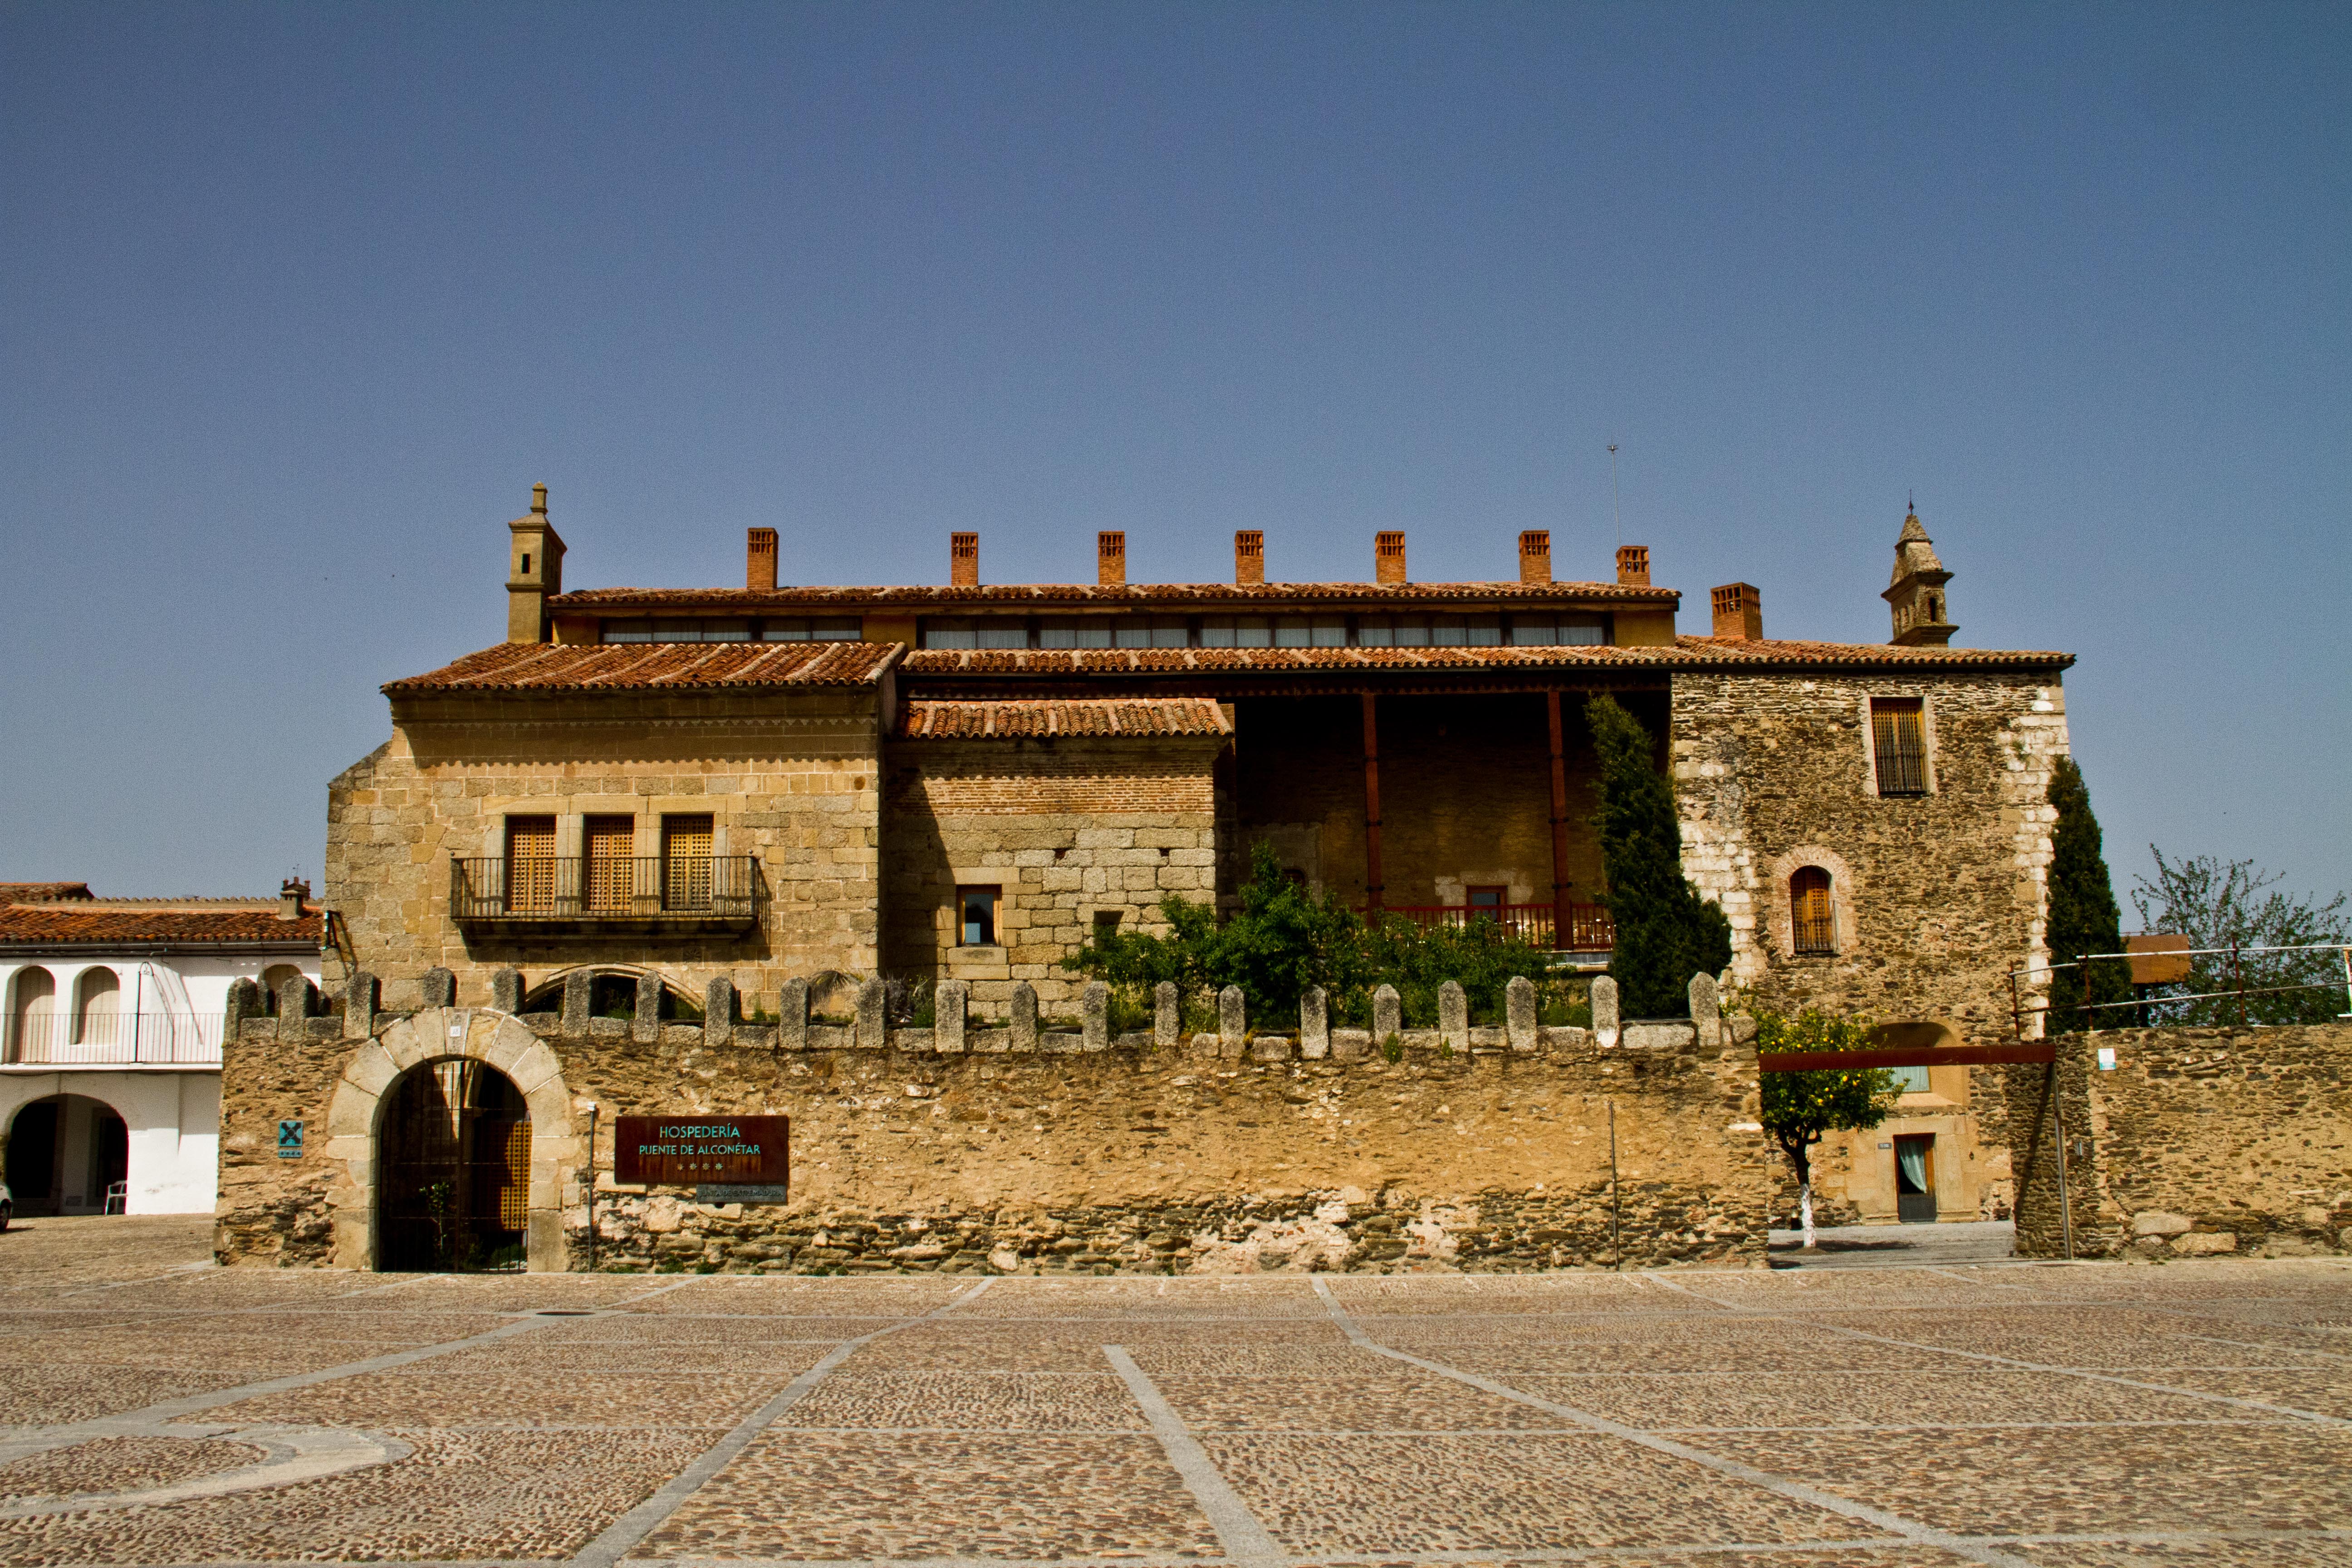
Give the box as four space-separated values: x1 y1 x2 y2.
4 1012 224 1066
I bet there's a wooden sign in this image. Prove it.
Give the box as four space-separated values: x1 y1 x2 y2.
615 1115 789 1191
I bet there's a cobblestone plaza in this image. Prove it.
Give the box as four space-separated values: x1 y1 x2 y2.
1 1218 2347 1567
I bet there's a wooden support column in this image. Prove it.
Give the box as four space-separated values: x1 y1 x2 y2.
1361 693 1384 912
1547 689 1572 949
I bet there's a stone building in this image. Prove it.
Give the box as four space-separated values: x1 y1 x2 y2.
270 490 2076 1267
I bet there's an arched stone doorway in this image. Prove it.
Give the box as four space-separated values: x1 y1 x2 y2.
321 1008 579 1272
376 1060 531 1271
5 1093 128 1216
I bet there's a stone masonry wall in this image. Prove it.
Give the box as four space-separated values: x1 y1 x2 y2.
2006 1023 2352 1261
1673 669 2068 1047
881 736 1222 1015
218 992 1771 1275
326 688 882 1015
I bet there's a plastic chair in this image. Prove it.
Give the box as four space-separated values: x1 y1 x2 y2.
103 1181 127 1215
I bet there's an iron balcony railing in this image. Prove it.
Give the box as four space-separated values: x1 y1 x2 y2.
450 856 761 926
5 1012 223 1066
1371 901 1614 953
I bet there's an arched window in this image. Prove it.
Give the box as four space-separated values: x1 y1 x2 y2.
1790 867 1836 955
74 968 120 1047
10 968 57 1062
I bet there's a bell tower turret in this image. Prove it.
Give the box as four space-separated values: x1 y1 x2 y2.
1882 501 1955 647
505 482 566 644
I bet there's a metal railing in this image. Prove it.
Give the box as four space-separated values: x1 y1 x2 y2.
451 856 760 921
2010 940 2352 1034
1371 901 1614 953
5 1012 223 1066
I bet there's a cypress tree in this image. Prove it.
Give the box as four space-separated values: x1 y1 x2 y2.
2044 755 2128 1032
1586 694 1732 1017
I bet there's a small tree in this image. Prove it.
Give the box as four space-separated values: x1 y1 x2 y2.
1208 843 1372 1023
2131 850 2350 1024
2043 757 2129 1032
1755 1007 1898 1249
1587 694 1730 1017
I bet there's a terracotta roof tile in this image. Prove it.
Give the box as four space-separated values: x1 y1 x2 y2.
897 698 1232 740
897 637 2071 676
549 579 1678 610
384 640 902 694
0 907 322 947
0 882 92 902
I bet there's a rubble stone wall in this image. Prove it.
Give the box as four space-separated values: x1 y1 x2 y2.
2006 1023 2352 1260
217 999 1771 1275
1672 668 2068 1052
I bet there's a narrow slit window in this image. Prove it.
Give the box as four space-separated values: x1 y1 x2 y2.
1871 698 1928 796
1790 867 1836 955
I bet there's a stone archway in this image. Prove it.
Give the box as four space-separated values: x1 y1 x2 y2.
322 1009 580 1272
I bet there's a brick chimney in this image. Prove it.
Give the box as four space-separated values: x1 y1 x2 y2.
505 483 566 644
746 528 778 592
1615 544 1649 586
1375 531 1407 585
1098 531 1126 587
1234 530 1264 586
951 532 979 588
1711 583 1762 640
1518 530 1552 585
278 877 311 921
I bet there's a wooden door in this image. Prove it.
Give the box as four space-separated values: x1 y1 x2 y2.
1894 1134 1937 1223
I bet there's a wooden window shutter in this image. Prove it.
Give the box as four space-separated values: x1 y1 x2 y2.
504 817 557 914
1871 699 1927 796
1791 867 1835 954
663 815 714 911
584 816 635 913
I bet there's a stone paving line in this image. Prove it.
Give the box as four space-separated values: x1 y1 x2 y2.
572 1278 995 1568
1104 1345 1285 1568
1639 1270 2352 1427
1305 1277 2041 1568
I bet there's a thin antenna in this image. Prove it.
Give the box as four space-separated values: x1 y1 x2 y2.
1607 443 1621 551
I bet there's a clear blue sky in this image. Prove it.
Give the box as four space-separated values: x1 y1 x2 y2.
4 3 2346 913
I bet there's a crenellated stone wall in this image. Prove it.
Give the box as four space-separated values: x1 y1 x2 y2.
216 973 1772 1275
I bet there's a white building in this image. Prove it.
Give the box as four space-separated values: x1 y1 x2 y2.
0 881 322 1217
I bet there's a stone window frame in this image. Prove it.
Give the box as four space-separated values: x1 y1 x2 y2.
1858 691 1939 799
955 883 1003 948
1763 845 1859 960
